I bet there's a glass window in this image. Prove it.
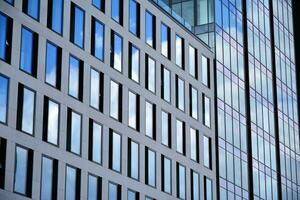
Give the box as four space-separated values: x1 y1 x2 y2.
161 23 170 59
191 170 200 200
89 120 102 164
128 189 139 200
43 97 59 145
110 80 122 121
90 68 103 112
177 163 186 199
145 54 155 93
129 0 140 37
88 174 101 200
22 0 40 20
161 110 171 147
47 0 63 34
203 136 211 169
145 147 156 187
201 55 209 87
203 95 211 127
91 17 104 61
67 109 82 155
204 177 213 200
176 75 185 111
41 156 57 200
145 101 155 139
108 182 121 200
145 11 155 48
175 35 184 68
45 41 61 89
189 45 197 78
109 130 121 172
110 31 123 72
190 85 198 120
0 75 8 124
128 139 139 180
68 55 83 101
162 155 171 194
176 119 185 155
190 128 199 162
70 3 85 48
14 146 33 197
129 43 140 83
17 85 35 135
111 0 123 25
145 197 155 200
20 26 38 77
65 165 80 200
0 13 12 63
4 0 14 5
128 91 139 130
161 66 171 102
92 0 105 12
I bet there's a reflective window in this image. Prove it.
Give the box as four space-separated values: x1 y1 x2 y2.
0 75 8 124
17 85 35 135
201 55 209 87
20 26 38 77
129 43 140 83
145 54 155 93
191 170 200 200
189 45 197 78
89 120 102 164
91 17 104 61
111 0 123 25
176 75 185 111
161 66 171 102
90 68 103 112
68 55 83 101
14 146 33 197
145 147 156 187
129 0 140 37
110 80 122 121
92 0 105 12
4 0 14 5
109 130 121 172
162 155 171 194
108 182 121 200
110 31 123 72
41 156 57 200
65 165 80 200
204 177 212 200
47 0 63 34
70 3 85 48
145 197 155 200
175 35 184 68
203 136 211 169
145 11 155 48
88 174 101 200
203 95 211 127
45 41 61 89
43 97 59 145
67 109 82 155
128 138 139 180
161 110 171 147
0 13 12 63
190 128 199 162
128 91 139 130
128 189 139 200
145 101 155 139
176 119 185 155
22 0 40 20
190 85 198 119
177 163 186 199
161 23 170 59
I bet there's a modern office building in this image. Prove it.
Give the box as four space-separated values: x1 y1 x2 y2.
0 0 216 199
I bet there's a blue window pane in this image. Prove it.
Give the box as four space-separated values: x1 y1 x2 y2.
147 148 156 186
111 32 122 72
21 88 35 134
163 157 171 193
70 111 81 155
71 4 84 48
178 164 186 199
0 14 7 60
112 131 121 172
25 0 40 20
129 0 138 35
66 166 77 200
129 140 139 179
0 75 8 123
145 11 154 47
41 157 54 200
14 147 28 195
4 0 14 5
92 19 104 61
20 27 34 74
68 56 80 98
50 0 63 34
45 42 58 87
161 23 169 58
88 175 98 200
92 122 102 164
108 183 119 200
92 0 104 11
111 0 121 24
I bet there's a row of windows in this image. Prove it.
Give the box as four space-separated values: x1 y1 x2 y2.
0 138 213 200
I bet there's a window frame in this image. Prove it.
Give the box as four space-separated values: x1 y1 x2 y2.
109 79 122 122
66 108 82 156
91 17 105 61
89 67 104 112
0 74 9 125
0 12 13 64
70 2 85 49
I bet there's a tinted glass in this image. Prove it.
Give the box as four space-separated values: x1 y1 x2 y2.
65 166 77 200
145 102 153 138
68 56 80 99
112 33 122 72
14 147 28 195
20 27 34 74
0 75 8 123
41 156 54 200
112 131 121 172
45 42 58 87
21 88 35 134
49 0 63 34
92 121 102 164
90 69 100 109
146 55 155 93
92 0 104 11
128 92 137 129
47 100 59 145
129 44 140 83
0 14 8 61
70 111 81 155
110 81 119 120
92 19 104 60
145 11 154 47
